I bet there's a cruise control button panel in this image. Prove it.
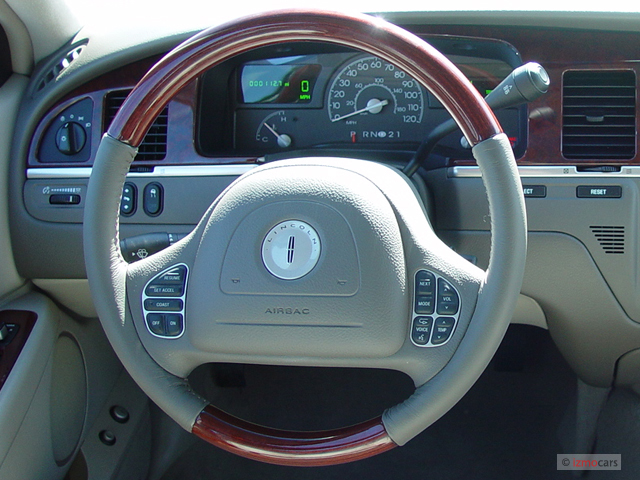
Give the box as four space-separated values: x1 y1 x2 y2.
410 270 460 347
142 264 188 339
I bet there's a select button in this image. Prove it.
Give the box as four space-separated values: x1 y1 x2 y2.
522 185 546 198
576 186 622 198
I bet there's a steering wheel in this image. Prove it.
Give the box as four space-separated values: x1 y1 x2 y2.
84 9 526 467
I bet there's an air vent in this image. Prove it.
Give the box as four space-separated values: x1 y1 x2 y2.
590 225 625 254
104 90 168 161
562 70 636 160
36 45 85 92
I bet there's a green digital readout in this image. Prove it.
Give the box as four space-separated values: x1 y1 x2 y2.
241 64 321 104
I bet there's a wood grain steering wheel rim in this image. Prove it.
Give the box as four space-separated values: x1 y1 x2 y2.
90 9 516 467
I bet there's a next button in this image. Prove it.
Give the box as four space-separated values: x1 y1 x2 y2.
576 186 622 198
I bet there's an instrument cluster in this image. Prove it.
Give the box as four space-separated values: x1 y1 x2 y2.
198 36 527 161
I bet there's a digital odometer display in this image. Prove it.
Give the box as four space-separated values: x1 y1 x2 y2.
241 64 321 104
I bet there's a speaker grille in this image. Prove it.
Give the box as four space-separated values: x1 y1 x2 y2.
590 225 625 254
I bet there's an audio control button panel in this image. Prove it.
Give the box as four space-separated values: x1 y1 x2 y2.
411 270 460 347
142 264 188 339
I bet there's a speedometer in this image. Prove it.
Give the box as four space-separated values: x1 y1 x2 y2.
327 56 424 140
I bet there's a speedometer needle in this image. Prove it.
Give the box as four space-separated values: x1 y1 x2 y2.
263 122 292 148
331 99 389 123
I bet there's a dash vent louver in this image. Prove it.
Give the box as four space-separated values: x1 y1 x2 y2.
590 225 625 254
104 90 168 161
562 70 636 160
36 45 85 92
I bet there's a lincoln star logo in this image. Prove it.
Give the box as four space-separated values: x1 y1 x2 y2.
265 308 310 315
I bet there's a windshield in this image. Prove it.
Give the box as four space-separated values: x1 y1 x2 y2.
64 0 638 26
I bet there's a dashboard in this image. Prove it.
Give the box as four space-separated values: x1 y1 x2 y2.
9 7 640 478
30 35 527 170
10 17 640 390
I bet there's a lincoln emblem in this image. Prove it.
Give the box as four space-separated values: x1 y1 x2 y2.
261 220 321 280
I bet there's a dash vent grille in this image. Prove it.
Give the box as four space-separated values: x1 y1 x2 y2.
36 45 85 92
562 70 636 160
590 225 625 254
104 90 168 161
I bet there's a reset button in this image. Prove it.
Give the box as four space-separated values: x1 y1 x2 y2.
576 186 622 198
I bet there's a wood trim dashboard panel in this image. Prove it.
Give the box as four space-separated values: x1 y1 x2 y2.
414 25 640 166
28 24 640 169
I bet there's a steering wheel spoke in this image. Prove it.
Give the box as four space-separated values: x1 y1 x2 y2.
405 223 485 357
350 161 486 385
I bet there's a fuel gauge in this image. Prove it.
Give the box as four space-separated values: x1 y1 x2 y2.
256 111 293 149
